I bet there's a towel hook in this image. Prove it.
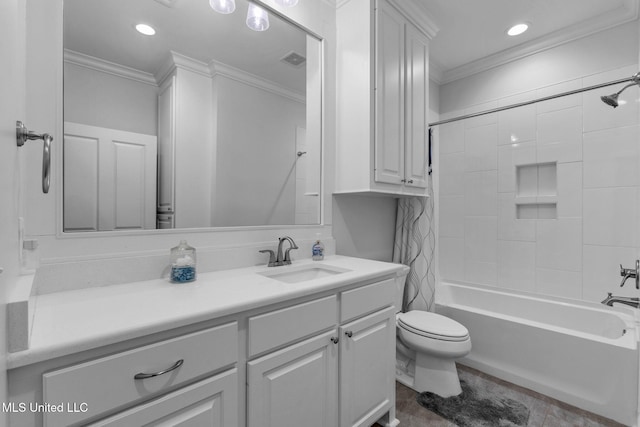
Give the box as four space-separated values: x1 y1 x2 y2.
16 121 52 194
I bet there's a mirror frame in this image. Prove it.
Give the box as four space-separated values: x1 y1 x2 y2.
58 0 326 237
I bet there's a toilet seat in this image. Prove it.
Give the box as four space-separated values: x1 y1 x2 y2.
398 311 469 342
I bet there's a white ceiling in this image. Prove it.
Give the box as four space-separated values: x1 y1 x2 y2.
418 0 640 84
64 0 308 92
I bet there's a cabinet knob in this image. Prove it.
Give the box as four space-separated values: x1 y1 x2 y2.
345 331 353 338
400 179 406 183
330 336 339 344
407 179 414 184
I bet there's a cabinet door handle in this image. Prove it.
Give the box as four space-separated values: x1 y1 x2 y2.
345 331 353 338
134 359 184 380
407 179 414 184
331 336 339 344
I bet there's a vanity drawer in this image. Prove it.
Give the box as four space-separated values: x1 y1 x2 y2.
248 295 337 357
341 279 395 323
42 322 238 427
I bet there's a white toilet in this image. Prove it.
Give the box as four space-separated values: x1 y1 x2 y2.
394 278 471 397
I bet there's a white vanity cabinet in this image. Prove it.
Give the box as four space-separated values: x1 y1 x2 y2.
336 0 435 196
41 323 238 427
246 279 397 427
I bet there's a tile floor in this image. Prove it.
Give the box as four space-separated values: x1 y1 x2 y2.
383 365 626 427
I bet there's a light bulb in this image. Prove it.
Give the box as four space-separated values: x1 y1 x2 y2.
246 3 269 31
275 0 299 6
210 0 236 14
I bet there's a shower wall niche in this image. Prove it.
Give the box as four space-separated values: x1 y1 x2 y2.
515 162 557 219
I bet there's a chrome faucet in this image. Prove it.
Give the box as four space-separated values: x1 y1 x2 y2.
259 236 298 267
620 260 640 288
601 293 640 309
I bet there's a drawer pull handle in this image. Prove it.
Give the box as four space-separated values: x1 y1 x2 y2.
330 336 339 344
134 359 184 380
345 331 353 338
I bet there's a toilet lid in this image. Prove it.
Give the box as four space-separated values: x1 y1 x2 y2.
398 311 469 342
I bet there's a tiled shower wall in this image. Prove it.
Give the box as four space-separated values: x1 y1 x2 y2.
438 64 640 302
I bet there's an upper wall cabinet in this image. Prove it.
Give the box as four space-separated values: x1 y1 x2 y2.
335 0 437 197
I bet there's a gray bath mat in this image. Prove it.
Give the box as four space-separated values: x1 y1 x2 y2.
416 380 530 427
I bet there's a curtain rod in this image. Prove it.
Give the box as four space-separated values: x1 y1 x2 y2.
428 76 633 127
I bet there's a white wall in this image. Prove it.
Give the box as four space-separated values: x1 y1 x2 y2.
64 63 158 136
0 0 26 417
212 75 304 226
437 22 640 303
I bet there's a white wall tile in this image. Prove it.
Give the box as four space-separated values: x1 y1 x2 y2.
440 152 465 176
583 65 640 133
498 93 536 146
439 237 465 282
464 217 497 264
556 162 582 218
497 240 536 292
440 172 464 196
498 193 536 241
465 124 498 172
464 101 498 129
583 187 639 247
583 244 640 302
439 196 464 238
439 120 465 154
536 218 582 272
498 142 536 193
465 260 497 286
537 106 582 164
535 268 582 299
464 171 498 216
583 125 639 189
536 79 582 114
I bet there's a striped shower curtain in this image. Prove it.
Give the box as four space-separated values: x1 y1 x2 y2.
392 194 436 312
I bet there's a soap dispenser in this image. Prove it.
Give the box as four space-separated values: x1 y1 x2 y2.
170 240 197 283
312 233 325 261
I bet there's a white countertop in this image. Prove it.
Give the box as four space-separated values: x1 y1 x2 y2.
8 256 408 369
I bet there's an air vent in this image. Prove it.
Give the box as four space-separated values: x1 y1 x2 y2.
281 51 306 68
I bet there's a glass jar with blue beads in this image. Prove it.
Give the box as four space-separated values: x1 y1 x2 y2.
170 240 197 283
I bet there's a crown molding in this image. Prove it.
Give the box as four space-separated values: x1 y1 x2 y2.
63 50 158 86
387 0 439 39
439 0 639 85
429 60 445 85
209 60 305 104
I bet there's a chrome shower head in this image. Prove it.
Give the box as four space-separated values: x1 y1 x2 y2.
601 92 620 108
601 72 640 108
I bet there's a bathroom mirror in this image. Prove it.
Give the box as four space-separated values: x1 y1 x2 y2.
62 0 322 232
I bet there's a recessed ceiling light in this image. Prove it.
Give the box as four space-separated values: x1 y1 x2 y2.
507 23 529 37
135 23 156 36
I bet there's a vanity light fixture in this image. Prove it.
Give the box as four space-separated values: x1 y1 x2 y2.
135 23 156 36
246 3 269 31
210 0 236 14
507 22 529 36
275 0 299 7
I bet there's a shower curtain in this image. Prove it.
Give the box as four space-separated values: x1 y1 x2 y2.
392 191 435 312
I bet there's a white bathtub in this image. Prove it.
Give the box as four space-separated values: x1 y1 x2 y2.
435 281 639 426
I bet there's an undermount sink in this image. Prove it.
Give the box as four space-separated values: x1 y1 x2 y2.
259 264 351 284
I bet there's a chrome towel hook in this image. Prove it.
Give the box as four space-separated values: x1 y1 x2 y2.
16 121 52 194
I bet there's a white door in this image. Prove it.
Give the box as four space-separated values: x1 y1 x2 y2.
247 330 339 427
339 307 396 427
374 0 405 186
64 122 157 231
404 23 429 189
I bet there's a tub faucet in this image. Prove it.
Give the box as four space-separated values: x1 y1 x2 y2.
601 293 640 309
619 260 639 289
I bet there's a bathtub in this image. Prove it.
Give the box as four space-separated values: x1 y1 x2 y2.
435 281 639 426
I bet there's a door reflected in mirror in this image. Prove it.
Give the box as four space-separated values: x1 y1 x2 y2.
62 0 322 232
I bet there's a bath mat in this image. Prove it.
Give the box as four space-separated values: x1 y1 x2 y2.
416 380 530 427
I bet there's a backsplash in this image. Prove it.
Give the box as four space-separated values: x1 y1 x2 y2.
438 64 640 303
32 237 335 295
